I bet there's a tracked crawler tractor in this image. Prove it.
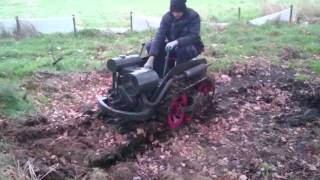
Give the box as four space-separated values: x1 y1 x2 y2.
98 49 215 129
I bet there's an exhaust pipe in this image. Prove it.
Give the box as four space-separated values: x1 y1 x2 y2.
183 64 209 78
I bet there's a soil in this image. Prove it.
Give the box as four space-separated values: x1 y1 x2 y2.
1 60 320 179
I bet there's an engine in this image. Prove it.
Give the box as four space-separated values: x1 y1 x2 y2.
106 54 160 111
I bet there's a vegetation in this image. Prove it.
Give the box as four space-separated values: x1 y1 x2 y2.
0 22 319 117
0 80 32 118
309 60 320 75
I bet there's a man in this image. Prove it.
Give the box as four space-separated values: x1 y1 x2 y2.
144 0 204 76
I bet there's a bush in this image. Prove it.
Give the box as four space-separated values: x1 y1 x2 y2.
0 82 32 117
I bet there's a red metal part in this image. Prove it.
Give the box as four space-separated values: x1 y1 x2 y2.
167 95 190 129
167 78 215 129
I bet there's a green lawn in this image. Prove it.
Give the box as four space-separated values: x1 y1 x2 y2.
0 22 319 117
0 0 312 27
0 30 153 117
1 23 318 80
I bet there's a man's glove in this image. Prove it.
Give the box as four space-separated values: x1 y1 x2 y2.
144 56 155 69
165 40 178 52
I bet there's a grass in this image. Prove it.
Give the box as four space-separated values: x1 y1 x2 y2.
0 80 33 118
295 73 311 81
0 30 153 117
202 22 320 66
308 60 320 75
0 0 312 27
1 22 319 117
1 23 317 78
0 158 57 180
0 31 151 80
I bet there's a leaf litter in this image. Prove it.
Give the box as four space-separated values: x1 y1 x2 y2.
1 61 320 179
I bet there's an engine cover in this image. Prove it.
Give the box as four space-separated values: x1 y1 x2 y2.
107 54 144 72
121 67 160 96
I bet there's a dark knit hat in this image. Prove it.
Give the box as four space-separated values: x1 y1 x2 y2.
170 0 187 12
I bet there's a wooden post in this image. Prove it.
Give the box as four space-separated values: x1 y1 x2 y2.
15 16 21 38
72 14 77 37
238 7 241 21
289 5 293 24
130 11 133 31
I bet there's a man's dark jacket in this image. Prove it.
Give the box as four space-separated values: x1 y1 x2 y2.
149 8 204 57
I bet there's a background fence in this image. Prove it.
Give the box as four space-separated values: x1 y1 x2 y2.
0 4 305 39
